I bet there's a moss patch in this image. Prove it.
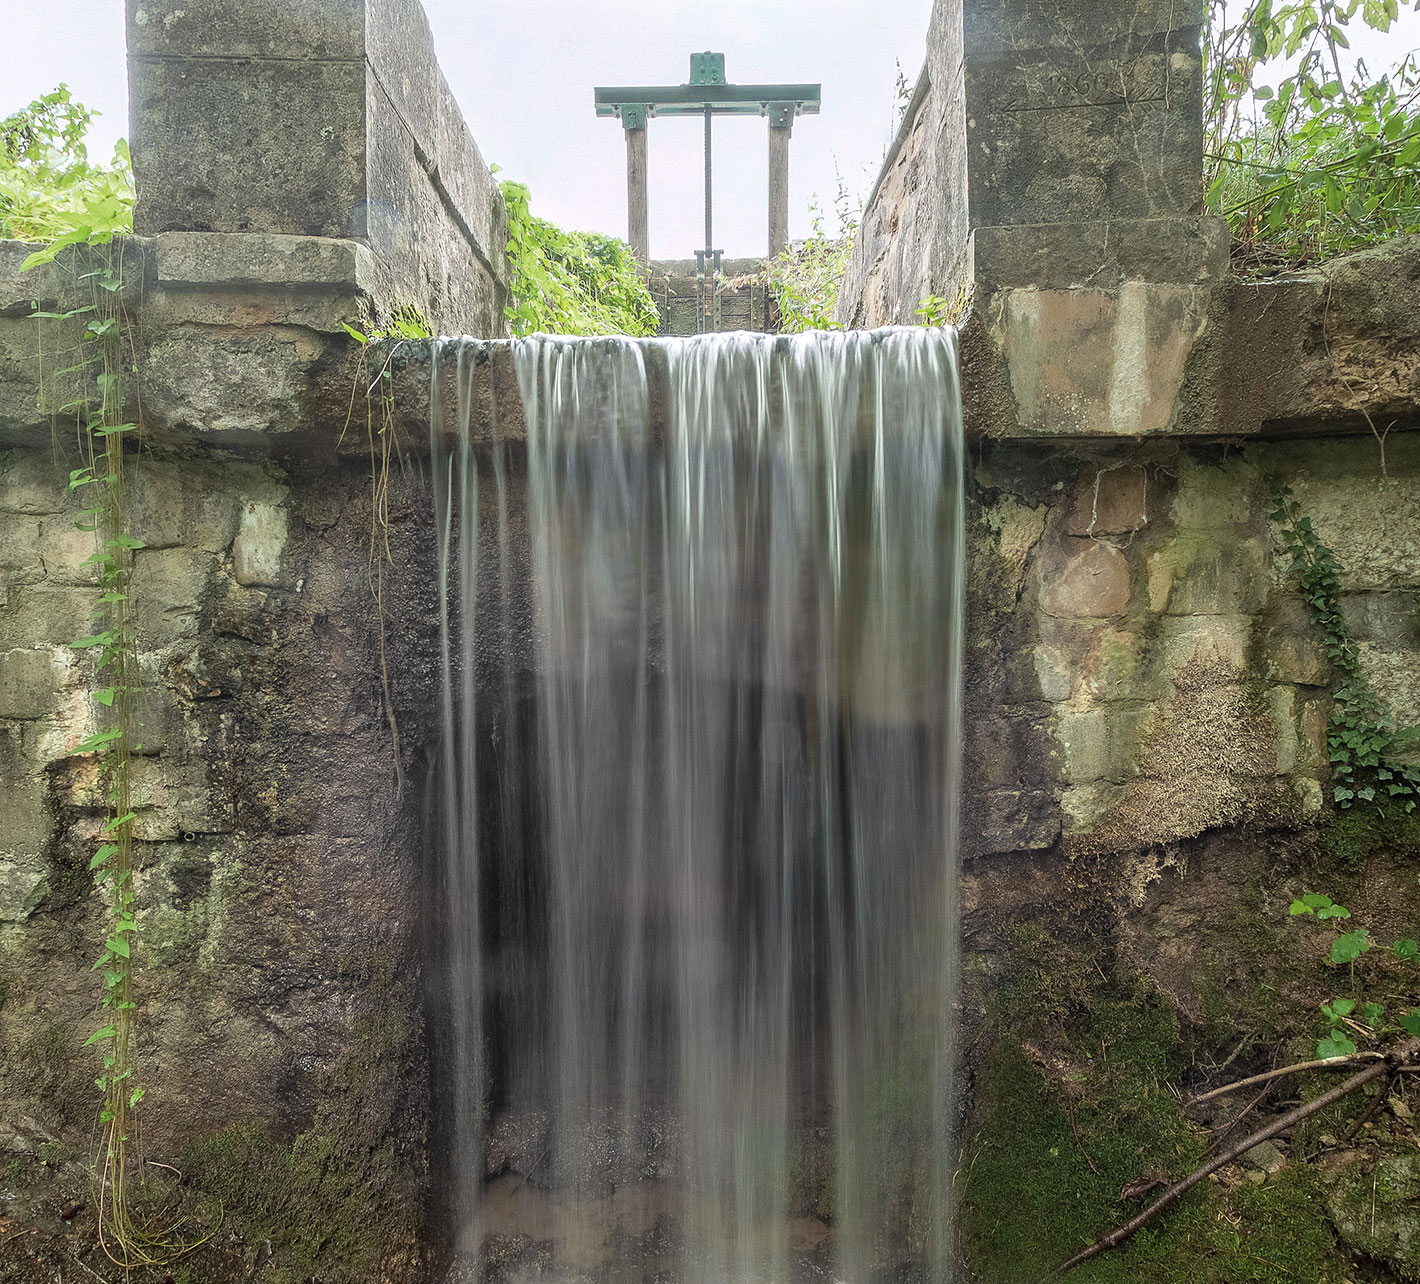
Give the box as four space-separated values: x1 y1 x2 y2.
960 1036 1346 1284
176 957 425 1284
1321 808 1420 873
180 1118 410 1284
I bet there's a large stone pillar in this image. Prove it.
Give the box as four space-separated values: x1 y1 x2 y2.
837 0 1228 438
125 0 508 335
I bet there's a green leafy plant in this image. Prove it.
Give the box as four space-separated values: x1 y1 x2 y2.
499 178 658 337
1291 891 1420 1056
1205 0 1420 268
1 85 133 253
1270 486 1420 810
769 178 859 333
914 286 972 328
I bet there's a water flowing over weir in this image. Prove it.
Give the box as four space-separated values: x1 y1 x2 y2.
428 327 965 1282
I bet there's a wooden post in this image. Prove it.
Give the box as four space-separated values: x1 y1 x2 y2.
626 123 649 263
767 104 793 259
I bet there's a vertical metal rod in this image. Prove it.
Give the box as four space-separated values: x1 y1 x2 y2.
703 105 713 256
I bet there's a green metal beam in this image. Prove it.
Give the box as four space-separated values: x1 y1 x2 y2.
595 84 822 122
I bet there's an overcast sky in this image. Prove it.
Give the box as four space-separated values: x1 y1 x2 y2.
2 2 1416 259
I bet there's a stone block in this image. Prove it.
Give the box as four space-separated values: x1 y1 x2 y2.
963 21 1204 227
0 648 65 720
1061 782 1125 834
981 494 1047 596
1032 618 1169 703
1171 457 1254 529
0 852 49 922
1269 686 1331 777
976 789 1061 853
130 54 367 239
130 759 227 841
1064 465 1149 536
0 515 103 588
1341 592 1420 647
233 500 292 588
1289 474 1420 592
970 217 1229 292
128 464 243 555
1146 533 1267 616
993 281 1211 436
1357 643 1420 730
0 455 68 516
33 687 100 771
1056 703 1154 784
1263 599 1330 686
126 0 365 59
137 325 336 442
130 548 218 647
1157 615 1252 677
1031 636 1077 702
0 731 51 860
1039 538 1131 618
0 586 100 652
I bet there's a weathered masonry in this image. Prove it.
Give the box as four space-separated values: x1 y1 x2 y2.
0 0 1418 1279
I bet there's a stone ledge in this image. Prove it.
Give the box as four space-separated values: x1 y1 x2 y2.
153 231 386 293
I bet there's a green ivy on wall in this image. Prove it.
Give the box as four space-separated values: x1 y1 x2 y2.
1271 487 1420 811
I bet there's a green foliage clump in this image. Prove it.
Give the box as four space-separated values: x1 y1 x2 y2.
769 181 858 332
1271 487 1420 811
500 178 659 337
0 86 132 257
1205 1 1420 268
1289 890 1420 1055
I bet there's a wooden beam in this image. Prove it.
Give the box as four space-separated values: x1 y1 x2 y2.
626 125 649 263
768 122 790 258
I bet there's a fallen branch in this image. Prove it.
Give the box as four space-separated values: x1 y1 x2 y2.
1187 1051 1385 1107
1339 1069 1398 1146
1049 1039 1420 1279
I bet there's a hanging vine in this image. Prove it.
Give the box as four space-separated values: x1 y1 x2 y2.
25 218 206 1273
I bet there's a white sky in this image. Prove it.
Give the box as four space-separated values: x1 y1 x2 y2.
1 2 1417 259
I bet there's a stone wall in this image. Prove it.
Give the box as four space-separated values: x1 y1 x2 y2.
964 435 1419 860
0 1 512 1277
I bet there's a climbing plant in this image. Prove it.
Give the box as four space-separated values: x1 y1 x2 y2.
500 178 659 337
28 242 175 1266
1205 0 1420 267
19 90 204 1265
1270 486 1420 811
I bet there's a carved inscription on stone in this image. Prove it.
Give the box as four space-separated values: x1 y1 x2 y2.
993 51 1168 112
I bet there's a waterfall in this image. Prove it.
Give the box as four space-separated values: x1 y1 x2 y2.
430 327 964 1281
